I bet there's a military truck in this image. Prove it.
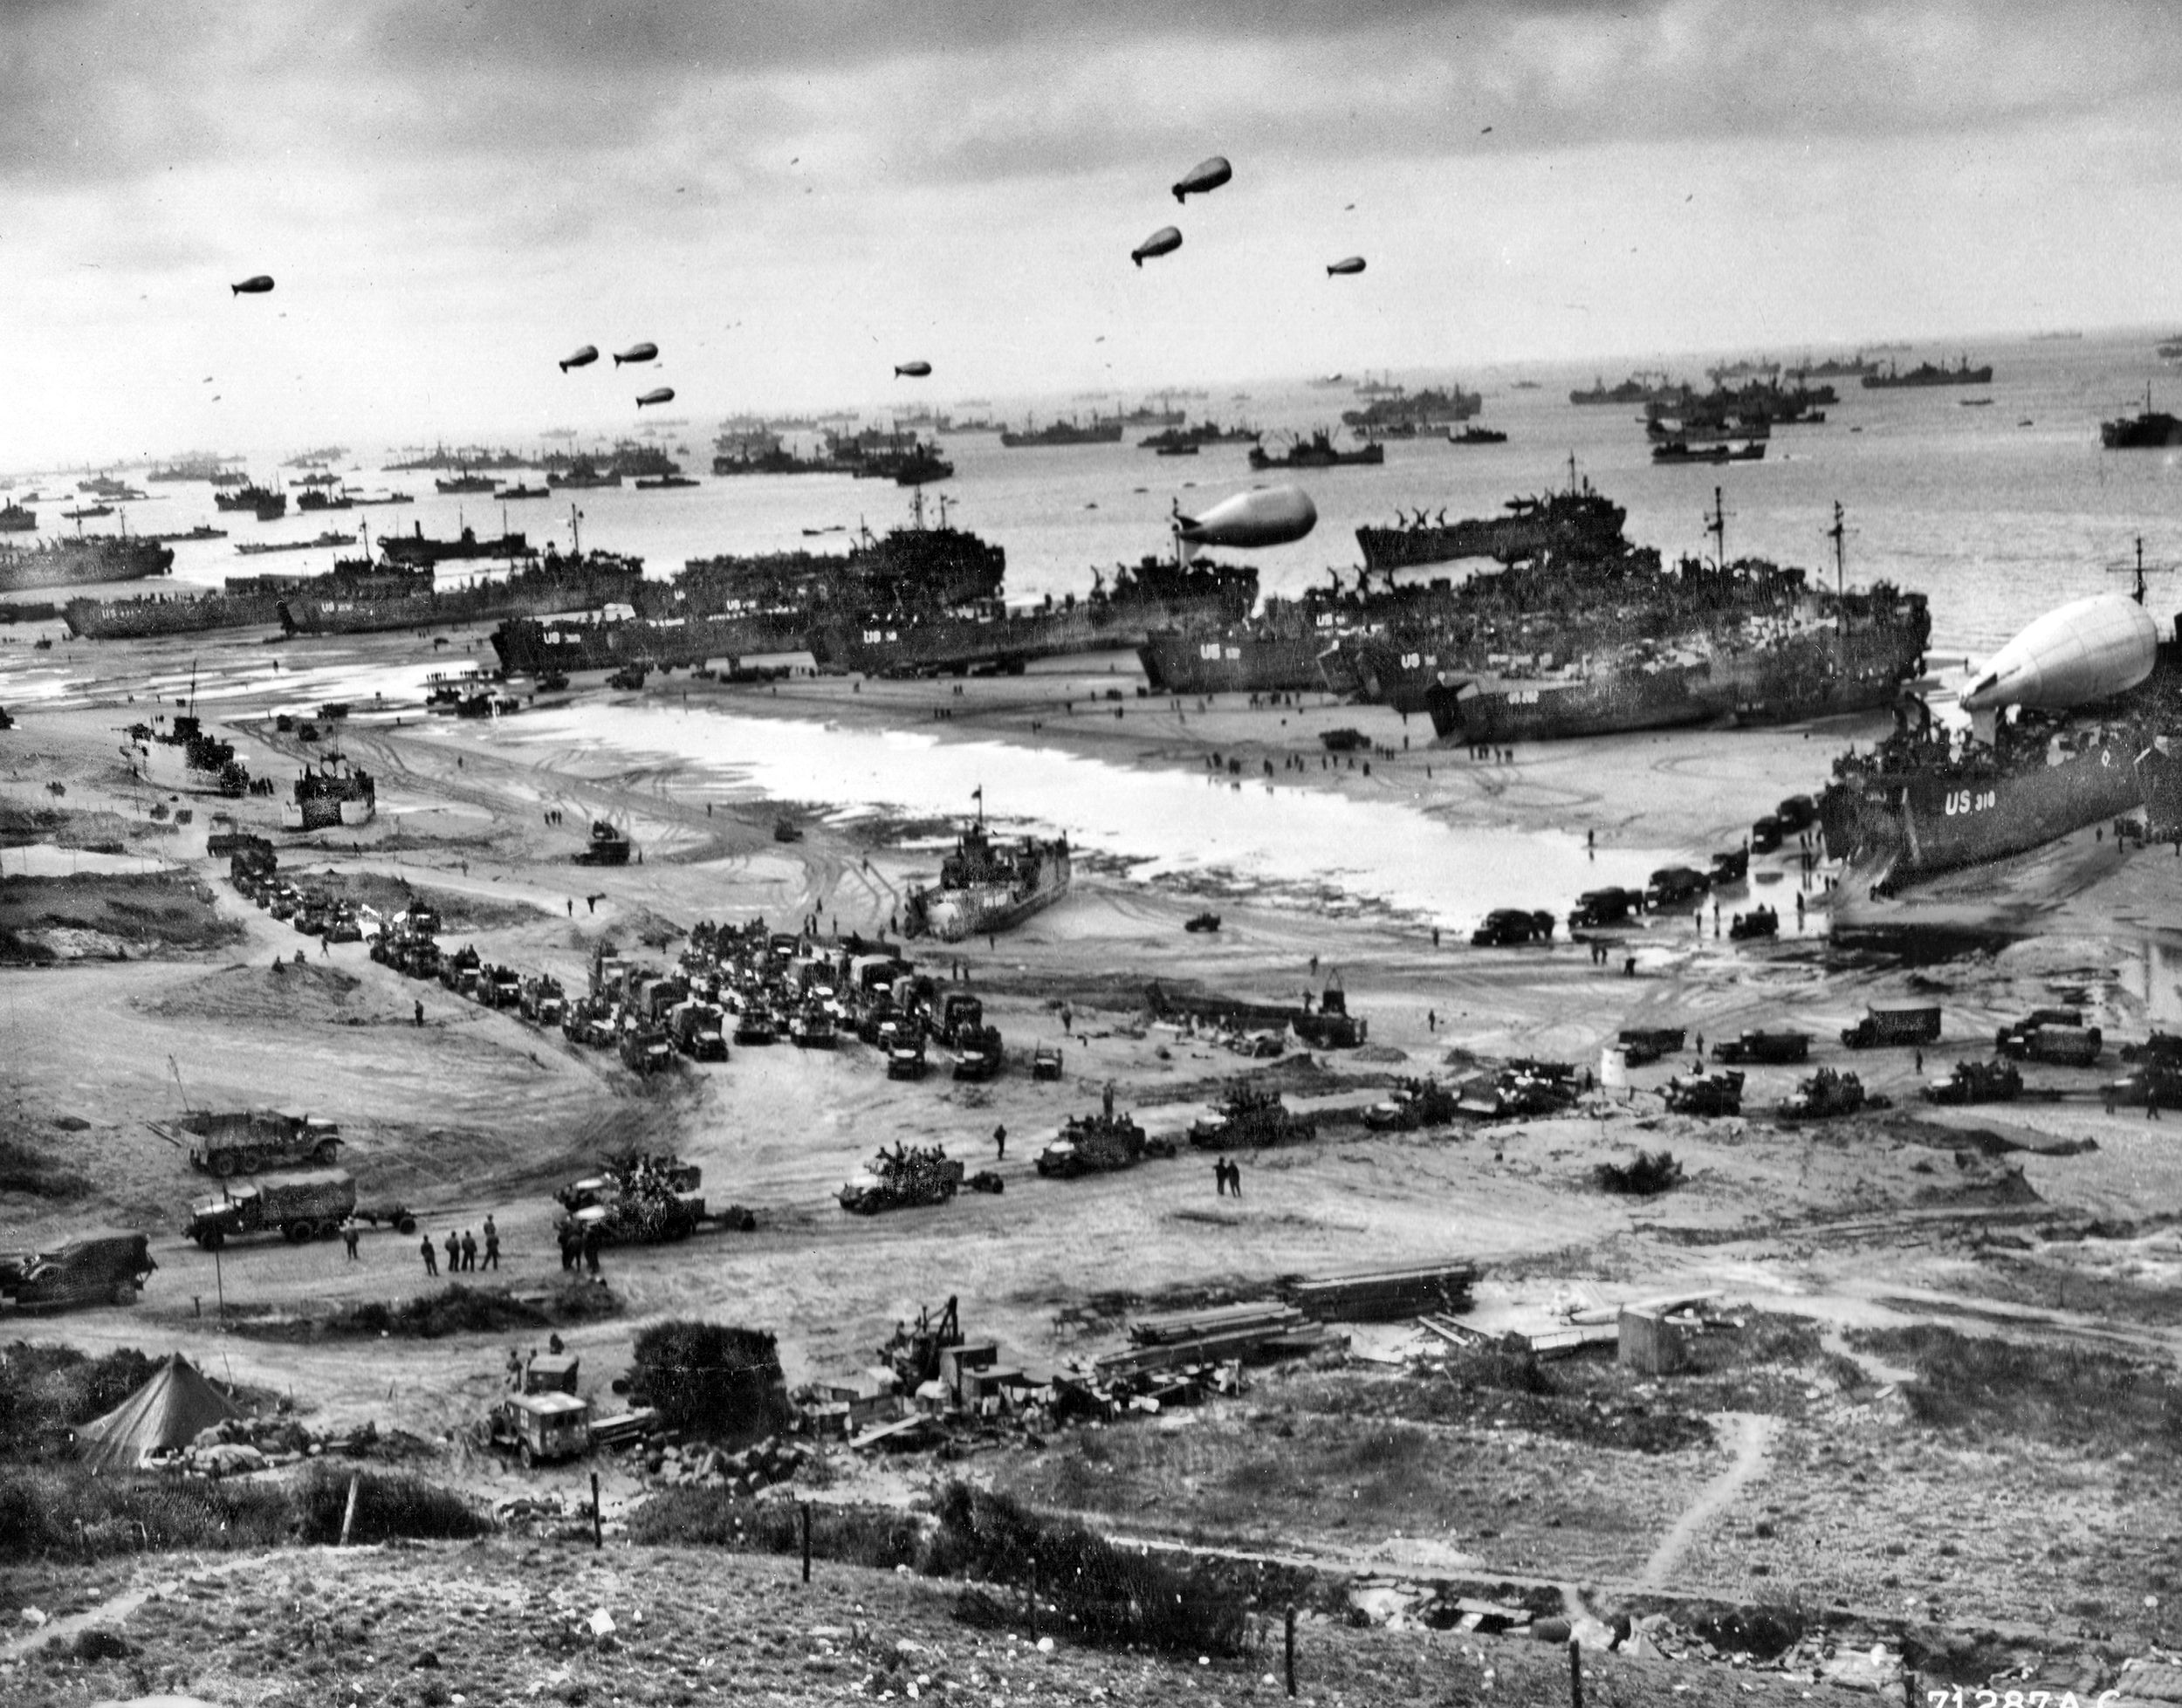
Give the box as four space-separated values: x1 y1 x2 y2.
481 964 523 1010
1032 1042 1065 1081
929 991 984 1047
1842 1003 1941 1050
1568 887 1641 931
886 1031 928 1081
1708 847 1750 886
1472 908 1555 947
1187 1084 1316 1149
1644 866 1711 911
1925 1059 2023 1105
618 1023 675 1074
1362 1078 1462 1131
174 1108 342 1176
439 943 483 996
184 1169 358 1249
670 1001 729 1061
1664 1069 1744 1116
1616 1025 1687 1067
484 1392 592 1468
789 1005 837 1049
838 1146 964 1214
1775 793 1818 833
1996 1019 2103 1067
1779 1067 1868 1122
952 1025 1005 1081
1713 1028 1811 1065
519 974 566 1027
1 1230 156 1311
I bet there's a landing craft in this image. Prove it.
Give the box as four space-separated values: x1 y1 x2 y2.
1131 226 1183 268
230 275 275 296
635 388 676 408
1171 155 1232 202
1959 593 2159 711
894 360 932 378
1173 484 1316 549
559 345 599 372
1326 257 1366 277
614 342 659 367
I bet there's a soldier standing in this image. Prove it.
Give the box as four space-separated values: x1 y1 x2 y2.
443 1230 461 1275
414 999 424 1028
992 1124 1006 1162
582 1224 602 1276
1228 1159 1242 1199
482 1216 500 1271
1214 1156 1228 1197
461 1229 478 1272
420 1233 438 1277
341 1217 360 1262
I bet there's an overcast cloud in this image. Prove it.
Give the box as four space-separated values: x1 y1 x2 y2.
2 1 2178 464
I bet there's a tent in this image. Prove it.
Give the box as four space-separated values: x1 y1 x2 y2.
74 1354 243 1472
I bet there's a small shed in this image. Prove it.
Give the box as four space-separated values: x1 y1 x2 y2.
1617 1305 1684 1375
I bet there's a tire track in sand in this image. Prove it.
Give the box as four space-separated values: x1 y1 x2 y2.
1637 1410 1777 1589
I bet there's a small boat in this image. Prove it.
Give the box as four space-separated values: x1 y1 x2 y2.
498 484 550 499
635 475 701 490
62 504 114 519
1184 911 1222 933
1650 440 1766 465
1448 425 1508 445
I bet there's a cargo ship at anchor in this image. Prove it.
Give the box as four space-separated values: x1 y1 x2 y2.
902 809 1070 942
1820 579 2182 891
1356 470 1630 574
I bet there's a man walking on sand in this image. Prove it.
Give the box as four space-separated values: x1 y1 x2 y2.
1214 1156 1228 1197
421 1233 438 1277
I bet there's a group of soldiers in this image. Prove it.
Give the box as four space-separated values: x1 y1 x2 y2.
417 1215 500 1276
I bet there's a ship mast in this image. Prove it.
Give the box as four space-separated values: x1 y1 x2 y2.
1705 486 1727 566
1826 502 1849 640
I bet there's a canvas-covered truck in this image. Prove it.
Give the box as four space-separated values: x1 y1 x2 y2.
1996 1019 2103 1067
1 1230 156 1310
161 1108 342 1177
184 1169 357 1249
1841 1004 1941 1050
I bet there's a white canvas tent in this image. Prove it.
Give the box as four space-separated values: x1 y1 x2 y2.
74 1354 242 1472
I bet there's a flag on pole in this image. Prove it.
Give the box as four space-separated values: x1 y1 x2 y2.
971 786 983 802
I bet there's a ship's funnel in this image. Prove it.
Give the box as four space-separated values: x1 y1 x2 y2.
1959 593 2158 711
1173 484 1317 549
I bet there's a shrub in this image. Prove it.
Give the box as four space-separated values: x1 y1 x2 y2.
293 1465 490 1544
627 1322 789 1444
0 1344 159 1463
628 1488 922 1567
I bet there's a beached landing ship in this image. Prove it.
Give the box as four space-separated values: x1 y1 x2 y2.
902 811 1070 943
1355 473 1629 574
1418 502 1930 743
1821 585 2182 890
0 533 173 594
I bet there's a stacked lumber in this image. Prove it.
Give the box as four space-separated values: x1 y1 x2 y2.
1129 1301 1304 1346
1288 1261 1478 1321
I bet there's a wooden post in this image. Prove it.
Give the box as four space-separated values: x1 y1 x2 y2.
590 1471 602 1550
1905 1670 1919 1708
340 1474 360 1547
1285 1604 1297 1698
1568 1637 1584 1708
800 1502 812 1584
1028 1555 1039 1637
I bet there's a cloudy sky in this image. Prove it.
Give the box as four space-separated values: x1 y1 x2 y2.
4 0 2179 467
